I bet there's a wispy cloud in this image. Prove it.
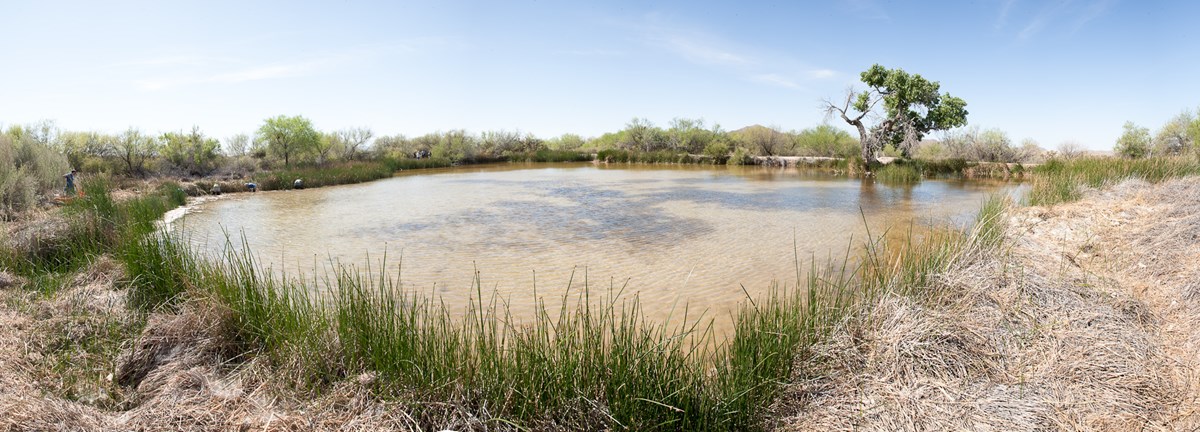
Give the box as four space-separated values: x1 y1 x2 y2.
751 74 801 89
647 33 750 66
124 40 448 92
631 15 835 91
995 0 1017 29
1017 0 1115 40
135 57 332 91
1071 0 1115 32
806 69 837 79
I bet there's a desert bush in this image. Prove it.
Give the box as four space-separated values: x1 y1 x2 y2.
1 134 71 217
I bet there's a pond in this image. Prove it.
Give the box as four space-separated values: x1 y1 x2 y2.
171 163 1018 335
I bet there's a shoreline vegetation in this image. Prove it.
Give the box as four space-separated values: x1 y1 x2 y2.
2 154 1199 429
3 110 1200 430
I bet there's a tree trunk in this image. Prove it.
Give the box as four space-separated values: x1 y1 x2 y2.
851 121 878 172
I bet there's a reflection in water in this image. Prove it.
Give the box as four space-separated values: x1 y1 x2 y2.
173 163 1020 336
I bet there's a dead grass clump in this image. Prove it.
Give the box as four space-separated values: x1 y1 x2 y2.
0 271 25 289
116 301 237 392
71 255 124 290
4 211 70 260
0 397 109 432
779 198 1190 431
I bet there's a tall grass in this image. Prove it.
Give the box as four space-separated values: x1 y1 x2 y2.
874 163 922 185
252 160 397 190
116 194 1009 430
1028 156 1200 205
385 157 454 171
597 149 720 165
507 149 593 163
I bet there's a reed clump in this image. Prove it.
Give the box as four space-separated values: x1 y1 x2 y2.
874 163 922 185
1028 156 1200 205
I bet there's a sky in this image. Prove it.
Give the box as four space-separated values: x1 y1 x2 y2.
1 0 1197 150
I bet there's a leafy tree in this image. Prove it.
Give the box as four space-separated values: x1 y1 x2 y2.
161 126 220 174
825 64 968 169
313 134 338 165
1114 121 1151 159
1190 109 1200 155
108 128 159 176
374 134 415 158
1153 110 1194 156
431 130 476 161
732 125 792 156
618 118 668 152
794 124 857 157
547 133 585 150
256 115 320 167
57 131 109 169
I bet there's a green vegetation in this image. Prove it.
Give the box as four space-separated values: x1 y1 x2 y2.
251 160 396 191
1028 156 1200 205
825 64 969 167
0 129 70 218
1114 121 1152 159
257 115 322 168
875 164 922 185
509 149 593 163
161 126 221 175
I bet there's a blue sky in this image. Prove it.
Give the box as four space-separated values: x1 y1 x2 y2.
1 0 1196 150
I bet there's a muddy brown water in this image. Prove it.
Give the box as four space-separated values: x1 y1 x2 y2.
171 163 1020 336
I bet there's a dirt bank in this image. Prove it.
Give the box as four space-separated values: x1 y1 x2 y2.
777 177 1200 430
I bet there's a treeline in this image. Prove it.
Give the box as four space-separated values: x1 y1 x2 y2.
1112 109 1200 159
913 127 1046 163
370 119 861 163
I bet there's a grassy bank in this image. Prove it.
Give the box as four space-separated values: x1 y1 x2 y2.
1028 156 1200 205
105 187 1009 430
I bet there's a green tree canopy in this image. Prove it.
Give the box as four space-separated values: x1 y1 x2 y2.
825 64 968 169
256 115 320 167
1115 121 1151 159
161 126 220 175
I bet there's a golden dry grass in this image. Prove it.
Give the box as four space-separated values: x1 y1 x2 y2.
775 177 1200 431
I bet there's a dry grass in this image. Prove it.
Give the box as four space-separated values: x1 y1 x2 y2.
775 177 1200 431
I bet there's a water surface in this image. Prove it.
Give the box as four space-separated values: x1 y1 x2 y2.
173 163 1015 334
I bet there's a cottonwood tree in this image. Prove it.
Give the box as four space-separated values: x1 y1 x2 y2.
108 128 159 176
1114 121 1151 159
825 64 968 170
257 115 320 167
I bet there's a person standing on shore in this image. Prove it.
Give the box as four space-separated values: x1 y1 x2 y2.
63 169 78 196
